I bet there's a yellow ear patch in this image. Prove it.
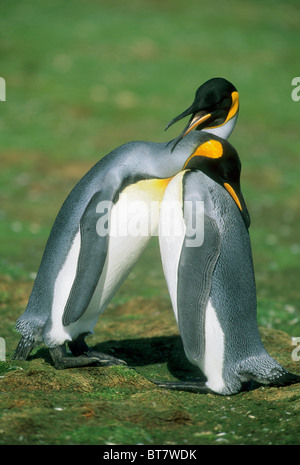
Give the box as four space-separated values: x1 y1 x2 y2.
208 91 239 130
224 182 242 210
227 91 239 122
184 139 223 168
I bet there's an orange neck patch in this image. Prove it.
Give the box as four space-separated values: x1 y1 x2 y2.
184 139 223 168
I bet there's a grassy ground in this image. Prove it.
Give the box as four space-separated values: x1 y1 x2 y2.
0 0 299 446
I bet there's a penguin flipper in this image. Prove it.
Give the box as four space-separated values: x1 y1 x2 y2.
62 190 112 326
177 212 221 363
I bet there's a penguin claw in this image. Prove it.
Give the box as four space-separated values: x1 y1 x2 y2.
152 379 211 394
49 345 127 369
84 350 127 367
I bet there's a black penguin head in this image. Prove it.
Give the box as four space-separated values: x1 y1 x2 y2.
184 137 250 228
166 78 239 148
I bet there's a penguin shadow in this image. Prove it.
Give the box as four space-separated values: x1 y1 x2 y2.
91 335 206 382
95 337 260 393
31 335 206 382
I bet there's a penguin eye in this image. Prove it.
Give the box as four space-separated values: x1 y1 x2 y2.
223 170 231 181
213 98 223 108
203 91 222 109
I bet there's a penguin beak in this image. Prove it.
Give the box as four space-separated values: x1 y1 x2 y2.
166 91 239 151
180 111 212 137
165 105 211 130
166 108 213 151
224 182 250 228
165 106 212 133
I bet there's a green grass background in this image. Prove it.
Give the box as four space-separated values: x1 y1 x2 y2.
0 0 299 445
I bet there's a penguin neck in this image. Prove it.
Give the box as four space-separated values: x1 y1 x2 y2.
201 111 238 140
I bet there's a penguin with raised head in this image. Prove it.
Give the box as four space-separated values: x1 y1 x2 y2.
166 77 239 149
13 78 241 370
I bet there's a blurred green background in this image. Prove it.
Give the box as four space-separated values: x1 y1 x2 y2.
1 0 299 337
1 0 300 447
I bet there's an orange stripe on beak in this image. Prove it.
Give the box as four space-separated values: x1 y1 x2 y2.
183 112 212 137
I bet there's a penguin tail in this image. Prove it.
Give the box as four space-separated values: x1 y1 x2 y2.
267 370 300 388
239 355 300 390
13 336 35 361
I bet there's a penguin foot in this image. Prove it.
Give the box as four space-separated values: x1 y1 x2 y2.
50 345 99 369
152 379 212 394
67 333 127 367
82 350 127 367
49 345 127 369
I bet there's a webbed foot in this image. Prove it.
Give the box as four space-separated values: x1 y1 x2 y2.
82 349 127 367
152 379 212 394
50 334 127 369
50 345 127 369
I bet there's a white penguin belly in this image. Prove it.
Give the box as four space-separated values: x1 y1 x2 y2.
159 171 186 322
201 298 226 393
47 230 81 346
48 178 171 345
84 194 156 318
86 178 172 316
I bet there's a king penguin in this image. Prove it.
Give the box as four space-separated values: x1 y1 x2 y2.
13 78 242 370
166 77 239 149
156 87 300 395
